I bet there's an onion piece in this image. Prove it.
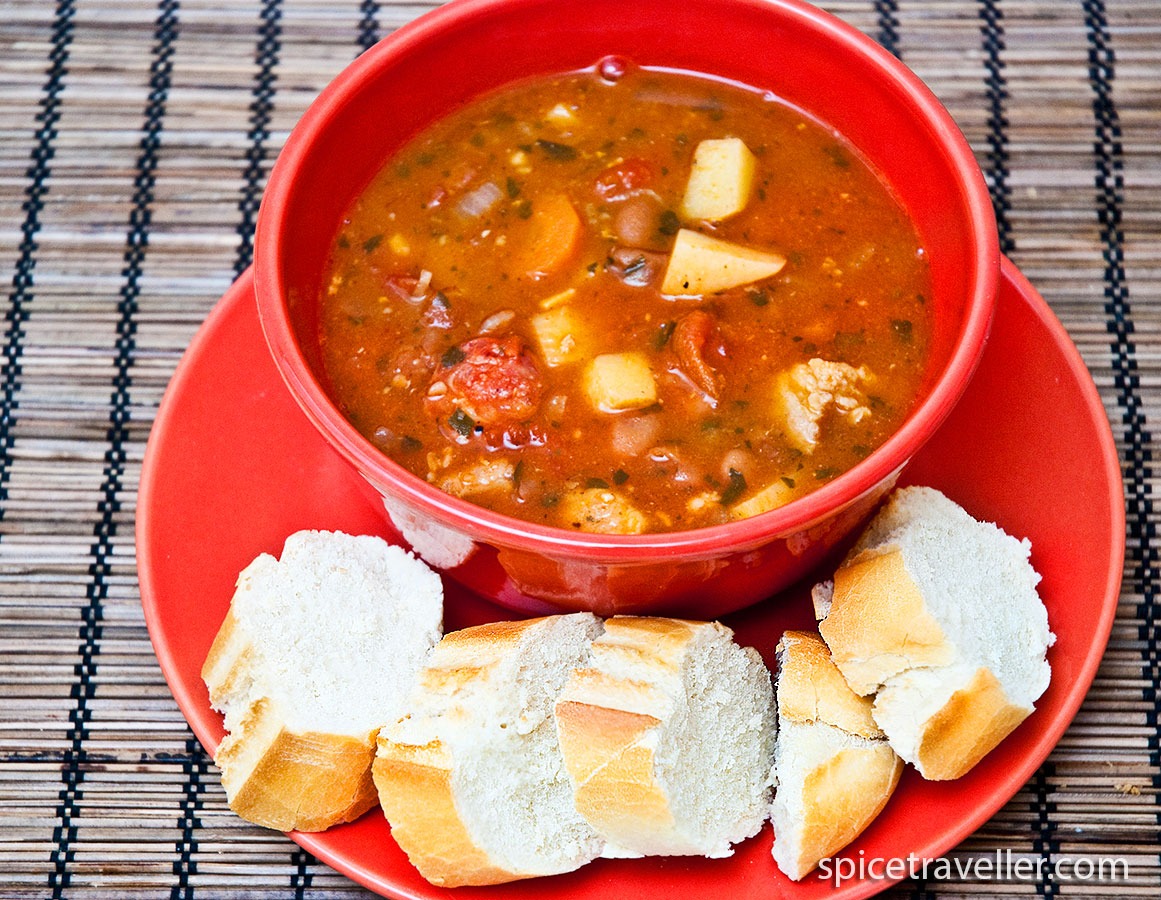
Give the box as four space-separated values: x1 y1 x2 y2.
456 181 503 218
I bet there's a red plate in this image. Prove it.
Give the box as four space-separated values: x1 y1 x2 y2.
138 258 1123 899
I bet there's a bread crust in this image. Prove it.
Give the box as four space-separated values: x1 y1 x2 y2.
372 736 522 887
903 666 1032 780
783 741 902 879
776 631 881 738
202 606 380 831
820 546 954 695
771 629 903 880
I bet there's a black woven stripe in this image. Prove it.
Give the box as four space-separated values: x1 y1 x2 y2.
874 0 901 59
234 0 282 276
1083 0 1161 848
46 0 177 896
978 0 1014 255
358 0 382 53
1031 763 1059 897
0 0 75 529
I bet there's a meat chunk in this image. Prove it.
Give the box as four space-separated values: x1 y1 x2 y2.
776 358 873 452
425 335 544 429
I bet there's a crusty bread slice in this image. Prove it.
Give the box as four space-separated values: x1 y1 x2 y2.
817 486 1054 780
201 530 443 832
769 631 902 881
554 616 776 858
373 613 606 887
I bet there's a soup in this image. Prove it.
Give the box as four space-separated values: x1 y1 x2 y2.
318 63 932 534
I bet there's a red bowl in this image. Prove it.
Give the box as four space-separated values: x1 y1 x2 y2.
253 0 999 617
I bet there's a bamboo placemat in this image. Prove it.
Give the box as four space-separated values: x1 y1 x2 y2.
0 1 1156 897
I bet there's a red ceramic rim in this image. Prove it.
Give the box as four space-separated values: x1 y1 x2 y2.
253 0 1000 560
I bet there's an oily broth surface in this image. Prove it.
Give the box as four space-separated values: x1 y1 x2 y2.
319 66 932 533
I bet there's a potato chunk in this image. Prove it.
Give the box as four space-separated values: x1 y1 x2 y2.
729 478 796 520
680 138 757 221
558 487 647 534
661 229 785 295
584 352 657 411
531 305 585 367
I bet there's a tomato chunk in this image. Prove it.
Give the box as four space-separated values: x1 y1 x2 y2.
594 158 654 201
426 335 544 428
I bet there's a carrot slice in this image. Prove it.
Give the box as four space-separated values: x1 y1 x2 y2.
515 193 583 280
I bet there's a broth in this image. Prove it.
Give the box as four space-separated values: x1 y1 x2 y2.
319 64 932 534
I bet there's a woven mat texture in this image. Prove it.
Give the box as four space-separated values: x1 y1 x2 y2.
0 1 1156 897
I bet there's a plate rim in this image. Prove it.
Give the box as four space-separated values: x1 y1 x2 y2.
136 257 1125 900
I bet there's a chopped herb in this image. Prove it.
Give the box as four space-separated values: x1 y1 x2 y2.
362 233 383 253
788 251 805 266
701 418 722 432
869 395 887 411
535 138 578 161
658 210 681 236
586 260 600 275
516 199 534 219
852 444 870 458
916 292 927 305
448 408 474 437
781 476 796 489
824 146 850 169
337 234 350 249
623 255 647 276
652 320 676 350
347 315 364 326
469 132 486 147
542 492 560 507
674 132 689 146
756 187 767 202
493 111 515 127
750 289 770 307
613 469 629 485
891 319 913 343
400 435 423 452
719 468 748 506
440 345 465 368
506 176 521 199
814 467 839 481
416 151 436 166
585 477 610 489
432 291 450 308
802 341 818 355
395 163 411 178
629 126 647 140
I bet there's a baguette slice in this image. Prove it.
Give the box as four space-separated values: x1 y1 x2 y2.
817 486 1054 780
373 613 606 887
554 616 776 858
770 631 902 880
201 530 443 832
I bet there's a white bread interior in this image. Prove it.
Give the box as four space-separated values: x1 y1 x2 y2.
373 613 606 887
769 630 902 881
817 486 1054 780
554 616 776 858
201 530 444 832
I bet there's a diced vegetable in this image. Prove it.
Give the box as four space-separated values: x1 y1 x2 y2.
661 229 786 295
583 352 657 411
531 305 585 367
513 193 584 280
680 137 757 221
456 181 503 218
729 478 796 520
558 486 647 534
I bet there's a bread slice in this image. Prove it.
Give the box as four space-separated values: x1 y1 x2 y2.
201 530 443 832
769 631 902 880
554 616 776 858
373 613 606 887
817 486 1054 780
